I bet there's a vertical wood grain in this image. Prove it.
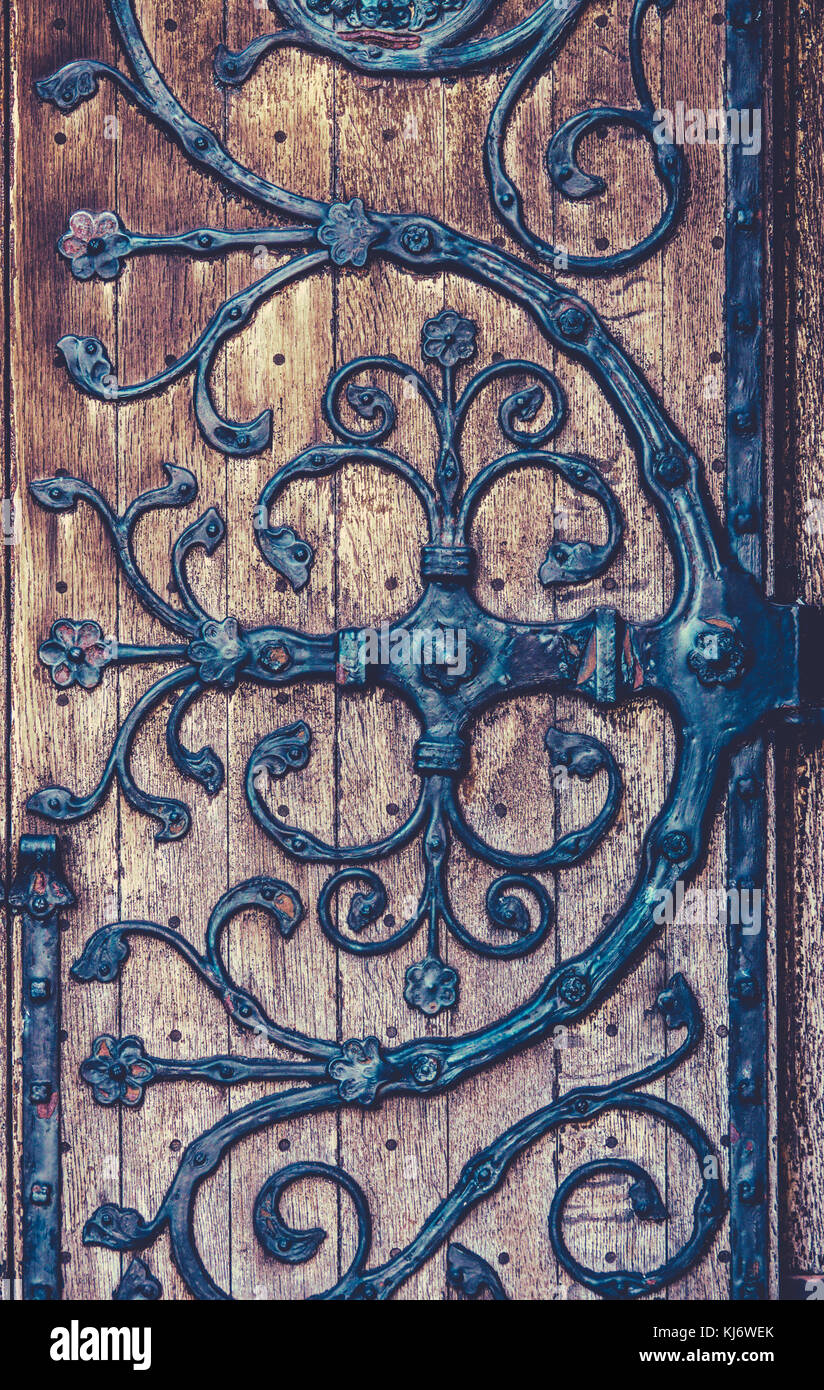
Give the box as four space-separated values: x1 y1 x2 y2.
443 3 569 1297
334 65 449 1300
4 0 776 1301
10 0 121 1299
777 0 824 1288
1 0 10 1298
113 0 231 1302
548 0 670 1300
223 18 339 1299
661 0 729 1300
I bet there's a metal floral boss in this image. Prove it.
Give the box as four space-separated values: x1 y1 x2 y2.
30 309 624 1017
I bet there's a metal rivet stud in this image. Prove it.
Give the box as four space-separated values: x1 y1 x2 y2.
661 830 690 861
730 405 756 434
731 972 759 1006
559 972 588 1005
654 451 689 488
737 774 760 800
400 224 433 254
557 307 589 341
411 1055 440 1084
731 501 759 533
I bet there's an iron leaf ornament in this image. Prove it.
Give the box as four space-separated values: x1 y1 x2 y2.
37 0 687 456
26 0 818 1300
30 311 625 1012
74 926 724 1300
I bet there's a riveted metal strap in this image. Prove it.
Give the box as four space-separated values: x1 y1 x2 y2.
10 836 75 1300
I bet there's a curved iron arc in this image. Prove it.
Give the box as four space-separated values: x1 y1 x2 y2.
38 0 691 464
36 0 725 598
55 250 330 457
71 725 725 1110
213 0 588 81
255 442 441 582
485 0 686 273
246 730 430 864
37 0 327 222
211 0 685 271
29 296 804 1006
71 876 339 1061
26 0 798 1302
30 269 803 1296
30 466 201 637
79 973 724 1300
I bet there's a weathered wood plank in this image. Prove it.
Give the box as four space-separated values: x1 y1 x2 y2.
1 0 9 1299
223 19 339 1298
660 0 729 1301
334 63 450 1299
442 19 571 1292
547 0 670 1301
109 0 232 1303
440 0 670 1299
778 0 824 1288
10 0 122 1299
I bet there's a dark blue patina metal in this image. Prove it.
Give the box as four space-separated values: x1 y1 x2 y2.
214 0 581 78
24 0 809 1300
28 312 632 1014
724 0 769 1304
213 0 687 277
27 290 808 1047
74 955 723 1299
112 1257 162 1301
11 836 75 1300
38 0 688 454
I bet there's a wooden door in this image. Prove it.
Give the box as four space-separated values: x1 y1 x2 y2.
2 0 822 1302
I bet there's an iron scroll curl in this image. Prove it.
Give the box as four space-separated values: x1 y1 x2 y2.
213 0 686 276
27 0 787 1298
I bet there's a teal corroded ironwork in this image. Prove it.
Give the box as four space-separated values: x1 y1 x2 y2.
11 836 75 1299
24 0 806 1300
29 310 630 1016
39 0 687 457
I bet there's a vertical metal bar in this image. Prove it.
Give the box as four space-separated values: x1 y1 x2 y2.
10 834 74 1300
725 1 769 1300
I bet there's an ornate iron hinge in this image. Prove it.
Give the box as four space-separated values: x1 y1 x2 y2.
10 836 75 1300
12 836 165 1302
21 0 817 1300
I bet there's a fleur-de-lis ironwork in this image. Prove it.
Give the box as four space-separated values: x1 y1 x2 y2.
31 310 624 1015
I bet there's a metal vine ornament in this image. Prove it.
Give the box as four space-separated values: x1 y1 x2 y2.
32 311 627 1019
26 0 798 1299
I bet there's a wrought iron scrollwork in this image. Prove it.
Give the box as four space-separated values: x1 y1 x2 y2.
25 0 800 1299
214 0 686 275
30 309 627 1014
113 1258 163 1301
74 949 723 1300
446 1243 509 1300
11 836 76 1300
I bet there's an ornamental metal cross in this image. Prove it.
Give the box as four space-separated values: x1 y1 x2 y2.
22 0 821 1301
